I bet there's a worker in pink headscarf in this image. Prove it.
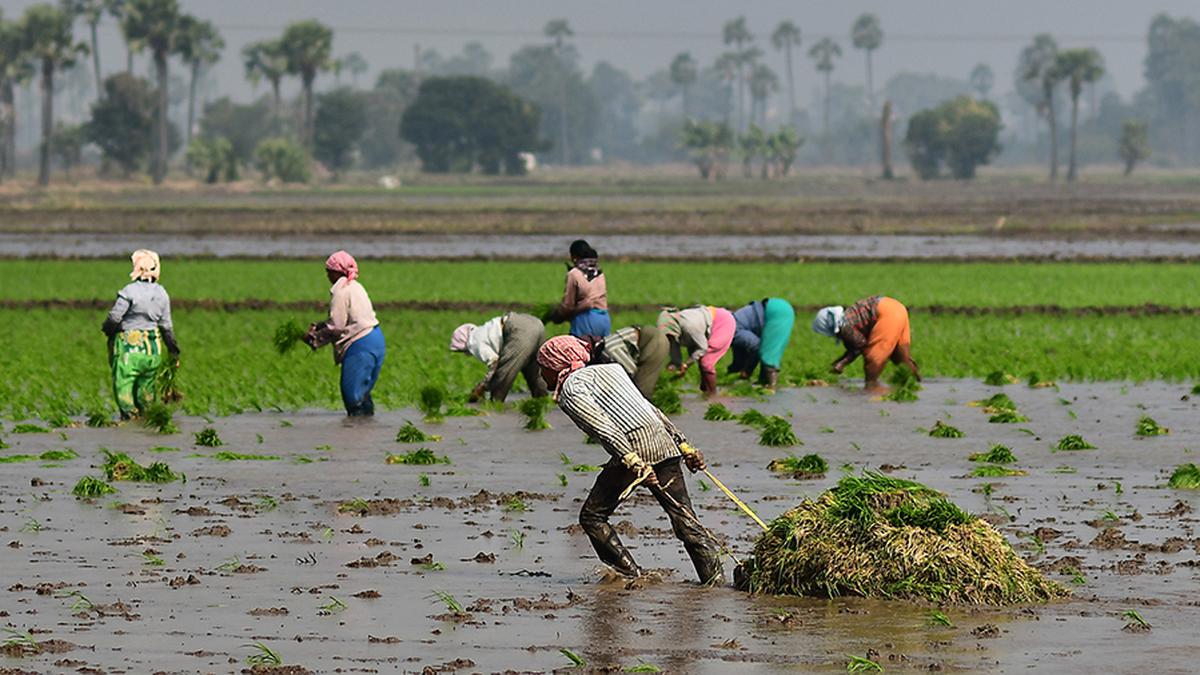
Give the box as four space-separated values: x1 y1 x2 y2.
304 251 386 416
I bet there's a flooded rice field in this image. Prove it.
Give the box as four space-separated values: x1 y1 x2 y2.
2 380 1199 673
5 231 1200 261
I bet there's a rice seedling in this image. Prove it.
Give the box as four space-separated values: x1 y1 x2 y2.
509 528 525 549
155 359 183 404
970 464 1027 478
212 451 281 461
737 408 770 428
419 385 446 423
1135 416 1169 437
141 403 180 434
1027 371 1056 388
86 409 116 427
1064 568 1086 585
1167 463 1200 489
767 453 828 477
927 610 954 627
651 385 684 415
971 393 1015 410
256 495 279 511
1122 609 1151 630
143 552 165 566
698 479 711 491
1022 534 1046 555
102 450 181 483
318 596 348 614
928 421 964 438
320 527 334 541
571 463 602 472
560 648 587 667
273 319 308 355
385 448 451 465
429 589 464 614
396 420 441 443
884 366 921 402
503 496 530 513
759 416 800 447
20 517 43 532
846 654 883 672
216 555 242 572
988 410 1030 424
193 427 223 447
2 628 41 654
416 559 446 572
244 641 283 667
557 473 568 487
624 664 662 673
559 452 572 465
0 453 37 463
149 446 179 453
519 397 552 431
1113 481 1123 495
983 371 1018 386
1055 435 1096 451
704 403 737 421
968 444 1017 464
35 448 76 461
418 474 431 487
12 423 48 434
73 476 117 498
337 498 371 514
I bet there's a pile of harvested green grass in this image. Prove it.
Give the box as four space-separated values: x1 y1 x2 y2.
703 403 737 421
929 421 964 438
767 453 827 479
968 445 1017 464
884 367 921 403
759 416 800 447
736 472 1066 605
1055 435 1095 451
518 397 551 431
1135 416 1169 437
101 450 181 483
970 393 1029 423
737 409 769 428
396 421 441 443
1167 464 1200 489
72 476 116 498
193 427 223 447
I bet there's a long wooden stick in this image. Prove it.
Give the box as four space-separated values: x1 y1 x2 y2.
703 468 769 531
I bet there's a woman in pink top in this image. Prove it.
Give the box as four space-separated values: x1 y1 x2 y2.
547 239 611 338
304 251 385 416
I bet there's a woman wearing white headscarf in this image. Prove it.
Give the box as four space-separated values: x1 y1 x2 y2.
811 295 920 392
101 250 180 418
449 312 548 402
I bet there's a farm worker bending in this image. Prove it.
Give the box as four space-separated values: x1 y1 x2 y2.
101 249 181 419
449 312 549 403
811 295 921 393
657 305 736 396
546 239 610 339
587 324 669 399
729 297 796 389
305 251 386 416
537 336 724 584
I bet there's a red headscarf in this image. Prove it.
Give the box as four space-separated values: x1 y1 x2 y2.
325 250 359 281
537 335 592 397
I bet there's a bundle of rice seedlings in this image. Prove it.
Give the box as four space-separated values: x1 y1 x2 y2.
969 464 1027 478
988 410 1030 424
884 367 921 403
273 319 308 355
1055 435 1095 451
929 421 964 438
983 371 1019 386
212 451 280 461
101 449 180 483
1027 372 1056 388
968 444 1017 464
1135 416 1169 437
767 453 827 478
759 416 799 447
704 403 737 421
12 423 49 434
193 427 223 447
737 409 770 428
395 421 441 443
155 359 183 404
970 393 1016 412
519 397 551 431
651 385 684 415
85 409 116 428
39 449 78 461
385 448 451 465
418 386 445 423
142 403 179 435
72 476 117 498
1167 464 1200 489
735 472 1067 604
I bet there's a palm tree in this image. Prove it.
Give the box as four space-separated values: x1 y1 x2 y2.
21 3 88 187
543 18 573 165
340 51 367 86
122 0 182 185
808 37 841 137
280 19 333 150
1054 48 1104 182
969 63 994 100
713 52 739 126
242 39 286 130
770 20 801 125
1020 34 1060 180
748 62 778 128
0 11 33 180
61 0 105 103
850 14 882 111
669 52 697 117
176 16 222 151
722 16 752 132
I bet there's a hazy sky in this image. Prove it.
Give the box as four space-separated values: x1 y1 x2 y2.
8 0 1198 110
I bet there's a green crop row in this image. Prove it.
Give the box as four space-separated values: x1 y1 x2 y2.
1 308 1197 421
1 259 1197 309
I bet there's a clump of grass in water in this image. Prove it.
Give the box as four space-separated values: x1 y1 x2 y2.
1055 434 1096 451
929 421 964 438
86 409 117 428
429 589 465 614
102 449 181 483
651 384 684 415
737 408 770 428
971 393 1015 412
519 397 551 431
503 496 529 512
846 654 883 672
395 421 440 443
767 453 827 477
418 385 446 423
141 403 179 434
704 403 737 421
212 451 281 461
968 444 1017 464
989 409 1030 424
559 648 586 667
245 641 283 667
73 476 117 498
1135 415 1169 437
970 464 1027 478
884 366 921 402
983 371 1018 386
385 448 451 465
12 423 49 434
735 471 1066 604
927 610 954 627
759 416 799 447
273 319 308 355
193 427 223 447
1167 463 1200 489
2 628 41 655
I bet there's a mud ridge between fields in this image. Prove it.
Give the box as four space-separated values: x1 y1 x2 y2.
8 298 1200 316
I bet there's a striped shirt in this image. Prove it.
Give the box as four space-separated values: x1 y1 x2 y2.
838 295 881 354
556 363 684 465
596 326 640 377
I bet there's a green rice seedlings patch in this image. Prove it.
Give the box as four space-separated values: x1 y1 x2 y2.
1122 609 1152 632
419 473 431 487
927 610 954 627
1027 371 1056 388
759 416 800 447
212 451 281 461
983 371 1018 386
155 358 183 404
970 464 1027 478
968 444 1017 464
929 421 964 439
149 446 179 453
385 447 451 465
989 409 1030 424
1167 464 1200 489
273 319 308 355
2 627 42 655
12 423 49 434
0 454 37 464
419 385 446 423
72 476 117 498
141 403 180 434
1192 384 1200 395
704 403 737 421
560 647 587 667
86 409 117 428
38 449 78 461
245 641 283 667
767 453 827 478
1055 435 1096 451
193 427 223 447
101 449 181 483
885 366 921 402
623 664 662 673
735 471 1066 604
1135 415 1169 437
737 408 770 428
971 393 1015 412
519 397 552 431
846 654 884 672
429 589 465 614
651 384 684 415
503 496 530 513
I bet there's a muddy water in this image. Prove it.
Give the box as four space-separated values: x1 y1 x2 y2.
2 380 1199 673
5 231 1200 260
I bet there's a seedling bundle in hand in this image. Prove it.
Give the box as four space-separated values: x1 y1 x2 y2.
519 397 551 431
884 367 921 402
273 319 308 355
